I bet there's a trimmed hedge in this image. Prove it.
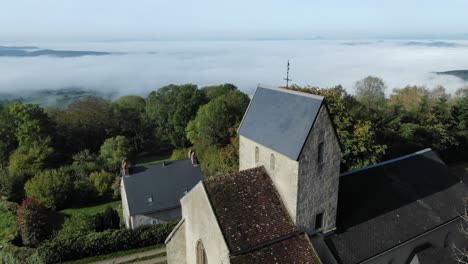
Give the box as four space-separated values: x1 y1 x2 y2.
37 222 177 264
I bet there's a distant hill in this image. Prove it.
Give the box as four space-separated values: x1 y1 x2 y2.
0 87 110 109
436 70 468 81
404 41 461 47
0 45 115 57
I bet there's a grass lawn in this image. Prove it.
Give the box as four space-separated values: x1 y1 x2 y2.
135 152 172 166
0 200 16 242
64 244 165 264
60 200 122 218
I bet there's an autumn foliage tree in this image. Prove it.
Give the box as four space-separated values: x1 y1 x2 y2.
16 198 49 247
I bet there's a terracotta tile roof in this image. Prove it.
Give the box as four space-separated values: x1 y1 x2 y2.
203 166 299 254
230 234 321 264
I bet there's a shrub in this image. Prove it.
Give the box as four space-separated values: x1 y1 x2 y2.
170 148 190 160
8 141 53 175
89 170 116 197
37 222 177 263
24 169 72 209
57 214 95 240
95 207 120 231
16 198 49 247
0 169 34 203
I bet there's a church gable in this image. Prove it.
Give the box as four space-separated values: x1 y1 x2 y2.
238 86 324 160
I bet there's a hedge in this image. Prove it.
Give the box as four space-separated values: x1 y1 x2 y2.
37 222 177 264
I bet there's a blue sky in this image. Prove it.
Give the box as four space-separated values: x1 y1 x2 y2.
1 0 468 41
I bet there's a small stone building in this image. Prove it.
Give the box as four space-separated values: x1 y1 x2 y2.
121 159 203 229
166 86 467 263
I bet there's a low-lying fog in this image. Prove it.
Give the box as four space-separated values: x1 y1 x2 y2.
0 40 467 98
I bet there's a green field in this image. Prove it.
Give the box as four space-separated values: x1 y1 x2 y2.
134 152 172 166
60 200 122 218
0 200 16 242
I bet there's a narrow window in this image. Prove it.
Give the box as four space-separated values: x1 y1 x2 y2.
317 142 324 164
315 212 324 231
196 240 208 264
147 195 153 204
270 153 275 171
255 146 259 165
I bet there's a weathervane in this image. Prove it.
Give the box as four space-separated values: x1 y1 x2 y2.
283 60 292 88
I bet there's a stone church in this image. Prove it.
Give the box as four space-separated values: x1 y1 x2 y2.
165 86 467 264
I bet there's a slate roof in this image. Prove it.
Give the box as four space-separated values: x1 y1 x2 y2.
325 149 467 264
122 159 203 216
238 86 324 160
203 166 299 254
230 234 321 264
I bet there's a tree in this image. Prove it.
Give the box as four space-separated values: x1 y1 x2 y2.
146 84 206 148
89 170 116 196
16 198 49 247
201 83 237 101
354 76 386 109
0 169 33 203
389 86 428 114
95 207 120 231
99 136 131 171
289 85 387 170
186 91 249 146
24 169 72 209
8 139 53 174
51 97 116 155
7 102 52 148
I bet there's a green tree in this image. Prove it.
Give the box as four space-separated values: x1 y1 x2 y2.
186 91 249 146
8 139 53 174
99 136 131 171
16 198 49 247
355 76 386 109
0 169 33 203
201 83 237 101
51 97 116 155
7 102 51 148
24 169 72 209
89 170 116 196
289 85 387 170
146 84 206 148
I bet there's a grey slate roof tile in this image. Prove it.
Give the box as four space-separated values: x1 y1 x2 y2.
238 86 323 160
122 159 203 216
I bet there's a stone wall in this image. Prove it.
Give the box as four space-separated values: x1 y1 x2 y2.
166 220 187 264
181 182 230 264
239 135 299 222
131 207 181 229
297 105 341 234
121 178 131 229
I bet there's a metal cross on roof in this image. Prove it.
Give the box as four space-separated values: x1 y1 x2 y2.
283 60 292 88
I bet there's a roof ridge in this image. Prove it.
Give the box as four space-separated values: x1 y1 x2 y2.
340 148 434 177
257 84 325 100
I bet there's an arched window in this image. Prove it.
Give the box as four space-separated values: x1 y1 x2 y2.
255 146 259 165
196 240 207 264
270 153 275 171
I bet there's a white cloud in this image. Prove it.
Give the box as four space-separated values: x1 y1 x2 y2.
0 40 467 99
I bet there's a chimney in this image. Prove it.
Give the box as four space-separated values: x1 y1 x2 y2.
121 159 129 176
190 151 198 166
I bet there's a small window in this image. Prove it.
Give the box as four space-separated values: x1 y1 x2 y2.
270 153 275 171
255 147 259 165
146 195 153 204
196 240 208 264
151 219 159 225
317 142 324 164
315 212 324 231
